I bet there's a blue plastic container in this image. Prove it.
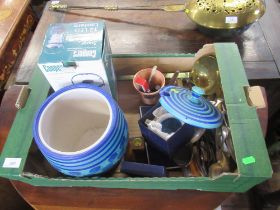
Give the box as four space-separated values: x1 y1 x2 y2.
33 84 128 177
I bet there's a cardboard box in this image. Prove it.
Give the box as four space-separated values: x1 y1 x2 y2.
38 21 116 98
0 43 272 192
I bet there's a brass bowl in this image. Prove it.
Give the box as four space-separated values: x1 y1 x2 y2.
191 55 220 96
185 0 266 30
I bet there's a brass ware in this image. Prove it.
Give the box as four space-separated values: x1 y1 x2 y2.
49 3 186 12
209 116 236 177
185 0 266 29
191 55 220 96
209 152 230 177
15 85 31 110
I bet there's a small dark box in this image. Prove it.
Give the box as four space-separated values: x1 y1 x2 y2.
138 103 195 157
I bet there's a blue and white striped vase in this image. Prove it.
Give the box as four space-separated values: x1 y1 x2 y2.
33 84 128 177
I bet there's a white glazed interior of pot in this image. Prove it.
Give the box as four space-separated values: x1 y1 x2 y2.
38 88 112 155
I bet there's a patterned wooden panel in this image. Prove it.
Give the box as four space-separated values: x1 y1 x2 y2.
0 0 35 85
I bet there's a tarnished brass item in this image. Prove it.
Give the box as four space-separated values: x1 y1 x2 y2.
191 55 220 95
15 85 31 110
185 0 266 29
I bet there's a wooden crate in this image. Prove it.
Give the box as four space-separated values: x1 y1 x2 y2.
0 43 272 192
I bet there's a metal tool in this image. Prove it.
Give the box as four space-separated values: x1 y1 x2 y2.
209 121 236 177
49 1 266 34
217 101 236 161
49 3 186 12
192 131 216 177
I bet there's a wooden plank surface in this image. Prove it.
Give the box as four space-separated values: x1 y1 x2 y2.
15 0 280 83
259 0 280 73
12 180 230 210
244 62 279 80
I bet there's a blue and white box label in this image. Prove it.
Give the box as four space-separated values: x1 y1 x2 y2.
38 21 116 98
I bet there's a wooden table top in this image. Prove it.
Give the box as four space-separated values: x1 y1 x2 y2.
15 0 280 84
0 0 30 58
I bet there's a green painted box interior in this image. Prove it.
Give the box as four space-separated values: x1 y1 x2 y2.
0 43 272 192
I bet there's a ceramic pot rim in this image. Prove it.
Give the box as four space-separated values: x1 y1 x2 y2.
34 84 114 156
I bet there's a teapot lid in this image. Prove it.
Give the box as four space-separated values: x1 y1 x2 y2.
159 85 222 129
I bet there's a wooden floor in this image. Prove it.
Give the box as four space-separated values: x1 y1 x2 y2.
0 0 280 209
